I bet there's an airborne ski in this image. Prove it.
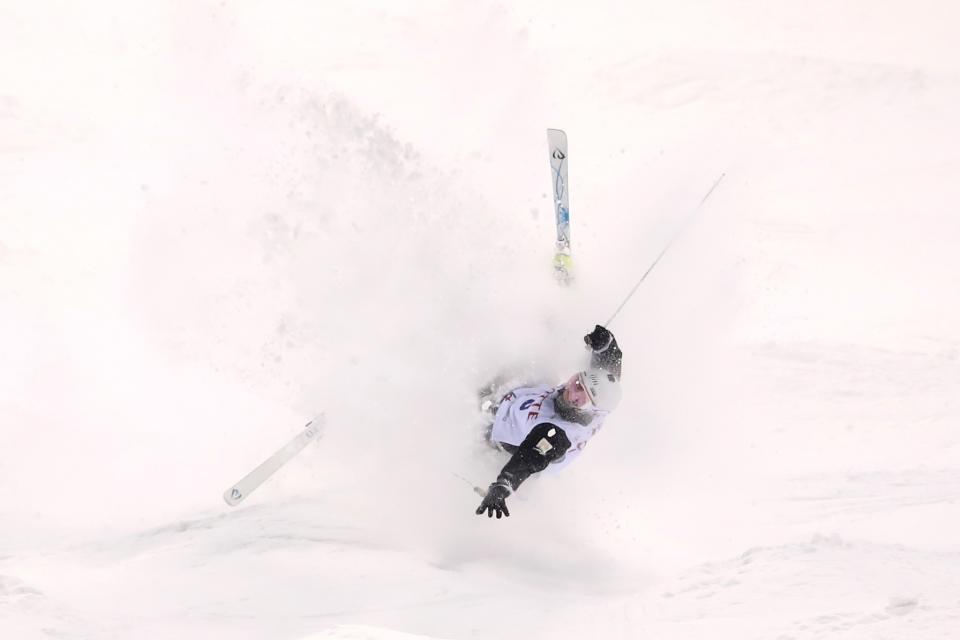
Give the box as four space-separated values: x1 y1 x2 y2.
223 415 324 507
547 128 573 285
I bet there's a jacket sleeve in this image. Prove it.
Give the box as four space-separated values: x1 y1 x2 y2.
495 422 572 491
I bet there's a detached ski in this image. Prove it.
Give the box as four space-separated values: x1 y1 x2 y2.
223 415 324 507
547 128 573 285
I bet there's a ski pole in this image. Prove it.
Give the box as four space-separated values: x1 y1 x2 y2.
605 172 726 327
451 471 488 497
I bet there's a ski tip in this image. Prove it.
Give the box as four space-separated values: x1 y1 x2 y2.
223 486 244 507
547 129 567 143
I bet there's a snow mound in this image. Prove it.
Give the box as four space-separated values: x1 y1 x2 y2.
0 574 95 639
297 625 451 640
652 535 960 639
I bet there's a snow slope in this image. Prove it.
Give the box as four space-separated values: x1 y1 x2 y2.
2 1 958 639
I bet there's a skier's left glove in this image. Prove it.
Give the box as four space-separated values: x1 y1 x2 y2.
475 481 511 519
584 325 615 352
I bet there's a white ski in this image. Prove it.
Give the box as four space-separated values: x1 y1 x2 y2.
222 415 325 507
547 128 573 285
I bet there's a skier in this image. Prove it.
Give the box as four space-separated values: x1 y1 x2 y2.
475 325 623 519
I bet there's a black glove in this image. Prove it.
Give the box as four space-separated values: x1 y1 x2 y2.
475 482 511 519
584 325 614 352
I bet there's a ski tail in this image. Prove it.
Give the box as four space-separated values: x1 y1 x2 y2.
222 415 324 507
547 128 573 285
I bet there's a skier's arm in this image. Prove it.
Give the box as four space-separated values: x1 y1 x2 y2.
497 421 572 490
584 324 623 379
476 422 571 519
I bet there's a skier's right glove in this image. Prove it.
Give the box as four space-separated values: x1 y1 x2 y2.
475 481 511 519
584 325 614 352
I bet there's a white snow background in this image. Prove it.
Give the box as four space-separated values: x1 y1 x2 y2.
2 1 959 639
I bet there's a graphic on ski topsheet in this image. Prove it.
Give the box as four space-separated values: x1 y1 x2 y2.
547 128 573 284
547 128 570 248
